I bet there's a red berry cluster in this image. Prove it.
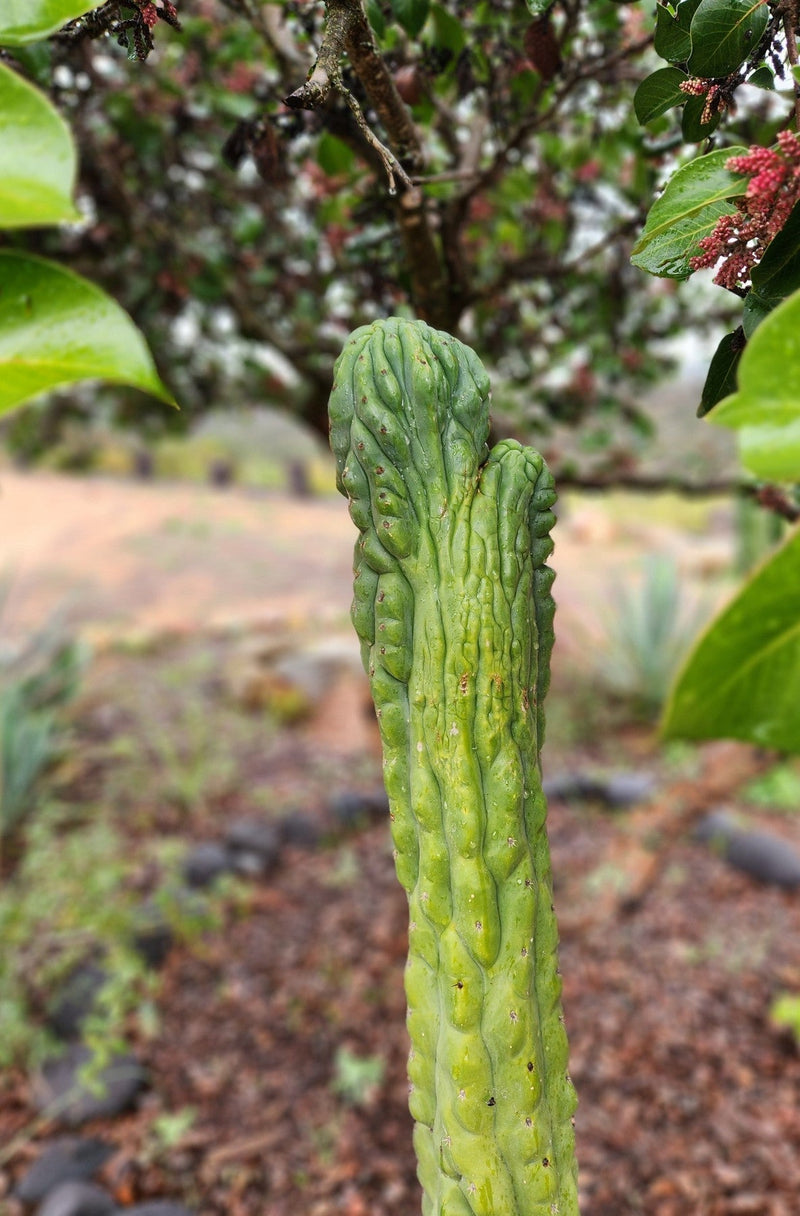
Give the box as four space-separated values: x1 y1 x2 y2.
690 132 800 290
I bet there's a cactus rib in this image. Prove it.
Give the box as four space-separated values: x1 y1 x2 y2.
329 317 578 1216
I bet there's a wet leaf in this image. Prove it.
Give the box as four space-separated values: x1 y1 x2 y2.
698 329 743 416
687 0 769 80
0 0 96 44
663 527 800 754
0 251 176 415
634 67 688 125
710 287 800 480
631 147 748 277
0 63 79 228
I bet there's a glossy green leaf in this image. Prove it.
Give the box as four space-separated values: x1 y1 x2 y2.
0 0 95 45
698 329 743 416
681 92 720 142
631 147 748 277
687 0 769 79
430 2 465 53
748 64 775 89
742 292 771 338
365 0 386 38
390 0 429 37
525 0 556 13
0 252 175 414
0 63 79 228
751 199 800 300
663 527 800 753
634 67 688 125
654 0 702 63
317 131 356 177
710 287 800 479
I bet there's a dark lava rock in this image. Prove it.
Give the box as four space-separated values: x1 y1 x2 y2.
181 841 231 889
16 1138 114 1204
125 1204 195 1215
34 1045 147 1127
329 787 389 831
276 811 321 850
696 810 800 887
597 770 657 808
543 769 656 808
724 829 800 888
131 901 174 969
47 964 108 1041
695 808 738 843
37 1180 118 1216
542 772 586 802
225 819 281 877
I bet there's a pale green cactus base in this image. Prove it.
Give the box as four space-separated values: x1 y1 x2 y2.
329 318 579 1216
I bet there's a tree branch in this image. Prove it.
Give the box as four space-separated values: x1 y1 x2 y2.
284 0 413 194
284 0 455 328
552 470 799 522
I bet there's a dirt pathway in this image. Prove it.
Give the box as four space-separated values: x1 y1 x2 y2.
0 469 734 651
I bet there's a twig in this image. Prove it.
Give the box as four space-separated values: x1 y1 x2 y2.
284 0 412 194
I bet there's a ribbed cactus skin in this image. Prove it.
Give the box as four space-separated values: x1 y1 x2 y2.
329 318 578 1216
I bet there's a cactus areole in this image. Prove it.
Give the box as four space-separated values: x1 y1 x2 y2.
329 318 578 1216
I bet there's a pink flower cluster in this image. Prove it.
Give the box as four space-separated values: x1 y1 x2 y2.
690 132 800 290
137 0 178 28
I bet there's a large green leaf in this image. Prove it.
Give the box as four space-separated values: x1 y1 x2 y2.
634 67 688 125
681 92 721 142
0 63 79 228
709 287 800 479
654 0 703 63
631 146 748 278
698 329 743 416
0 1 95 45
390 0 430 37
0 252 175 414
688 0 769 79
663 527 800 753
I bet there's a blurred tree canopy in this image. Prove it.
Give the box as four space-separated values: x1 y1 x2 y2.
1 0 772 465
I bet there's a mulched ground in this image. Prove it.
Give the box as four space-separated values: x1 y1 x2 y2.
6 743 799 1216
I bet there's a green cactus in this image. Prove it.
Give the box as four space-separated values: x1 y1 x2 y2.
329 317 578 1216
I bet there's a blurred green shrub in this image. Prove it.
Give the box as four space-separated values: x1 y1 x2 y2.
0 594 88 838
599 555 708 720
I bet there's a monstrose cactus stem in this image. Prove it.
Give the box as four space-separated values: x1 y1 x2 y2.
329 318 578 1216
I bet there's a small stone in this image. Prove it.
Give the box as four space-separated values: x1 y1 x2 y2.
542 772 587 801
225 819 281 876
696 811 800 887
36 1180 118 1216
724 829 800 889
181 842 231 889
329 790 387 831
16 1138 114 1204
131 901 173 969
597 770 657 808
125 1204 194 1215
47 965 108 1041
276 811 321 849
543 769 656 808
694 808 737 844
34 1045 147 1127
361 785 390 820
